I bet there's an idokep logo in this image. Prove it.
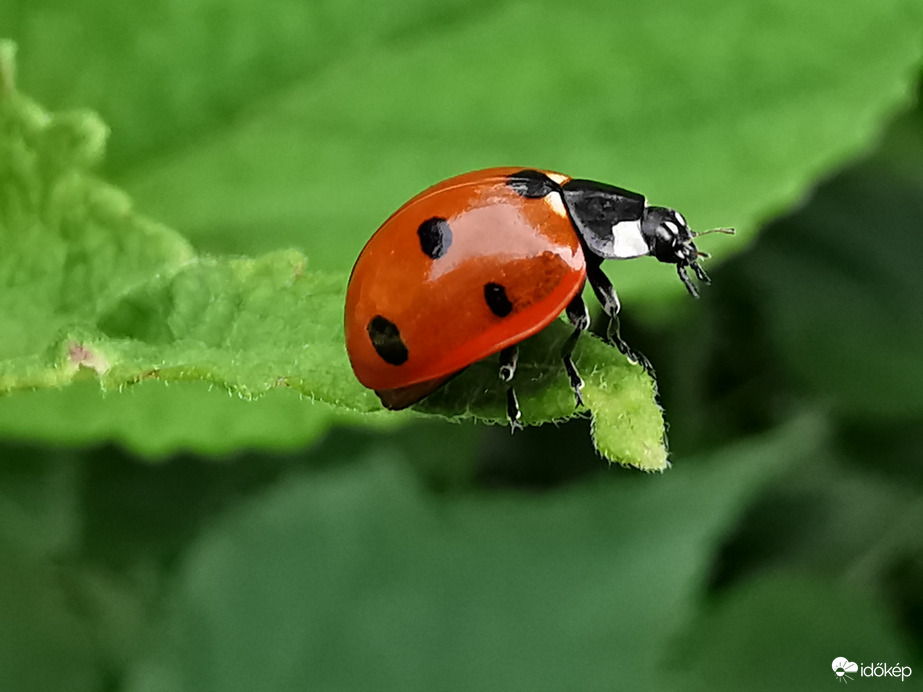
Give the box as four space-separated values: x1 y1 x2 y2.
833 657 858 683
832 657 913 683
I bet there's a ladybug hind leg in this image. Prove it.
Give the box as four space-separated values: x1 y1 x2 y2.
499 346 523 433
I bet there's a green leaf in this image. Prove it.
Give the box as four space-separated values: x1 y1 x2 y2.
0 45 390 457
0 43 662 466
124 419 815 692
0 381 393 458
418 324 666 469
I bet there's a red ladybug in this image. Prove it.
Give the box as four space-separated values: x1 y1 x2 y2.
345 167 731 428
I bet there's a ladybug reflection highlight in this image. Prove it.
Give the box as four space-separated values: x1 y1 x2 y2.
344 167 732 428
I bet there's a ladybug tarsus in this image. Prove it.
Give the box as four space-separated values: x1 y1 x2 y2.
562 349 585 408
692 261 711 285
507 392 523 433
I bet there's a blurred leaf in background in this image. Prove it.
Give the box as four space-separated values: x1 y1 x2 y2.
122 419 818 691
0 0 922 690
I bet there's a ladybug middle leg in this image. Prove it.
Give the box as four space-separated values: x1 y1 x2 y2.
563 292 590 407
499 345 522 432
585 255 654 374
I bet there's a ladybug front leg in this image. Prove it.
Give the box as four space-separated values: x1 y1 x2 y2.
563 292 590 408
499 345 522 433
585 256 653 374
585 255 626 351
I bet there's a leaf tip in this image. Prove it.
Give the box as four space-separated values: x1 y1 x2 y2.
583 371 670 471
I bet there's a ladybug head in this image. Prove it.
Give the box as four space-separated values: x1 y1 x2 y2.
641 206 733 298
558 178 734 298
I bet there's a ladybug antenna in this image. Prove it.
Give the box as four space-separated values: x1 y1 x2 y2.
691 226 735 238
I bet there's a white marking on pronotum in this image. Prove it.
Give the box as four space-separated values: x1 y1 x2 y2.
544 191 568 218
546 172 569 185
610 219 649 258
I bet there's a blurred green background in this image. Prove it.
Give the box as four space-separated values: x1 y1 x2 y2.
2 0 923 690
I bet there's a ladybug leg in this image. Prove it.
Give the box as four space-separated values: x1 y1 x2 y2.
585 255 626 350
676 264 701 298
563 293 590 408
499 345 523 432
585 256 654 374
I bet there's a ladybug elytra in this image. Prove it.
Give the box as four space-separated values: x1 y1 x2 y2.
344 167 732 428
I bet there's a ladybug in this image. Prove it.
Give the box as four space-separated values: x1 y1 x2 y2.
345 167 732 428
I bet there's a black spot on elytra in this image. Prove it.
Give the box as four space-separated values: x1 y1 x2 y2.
367 315 408 365
417 217 452 260
507 169 557 198
484 283 514 317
